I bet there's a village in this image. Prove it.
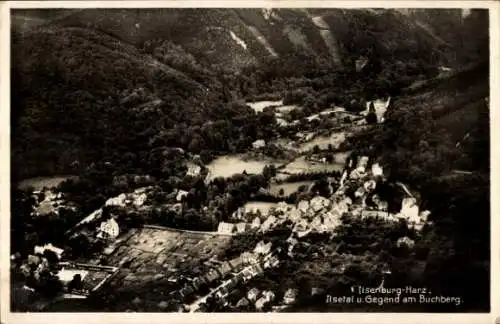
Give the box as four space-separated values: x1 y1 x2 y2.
11 147 429 312
11 95 431 312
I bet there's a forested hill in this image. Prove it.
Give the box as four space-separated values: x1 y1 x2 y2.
11 8 488 179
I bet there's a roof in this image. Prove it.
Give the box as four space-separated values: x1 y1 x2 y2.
235 223 247 233
98 218 120 238
176 190 189 202
34 243 64 258
217 222 235 234
247 287 260 297
57 268 89 283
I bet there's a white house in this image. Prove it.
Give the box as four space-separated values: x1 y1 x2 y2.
34 243 64 259
396 236 415 249
400 197 419 222
217 222 235 235
371 163 384 177
105 193 127 207
57 268 89 284
176 190 189 202
247 288 260 302
186 163 202 177
356 156 369 171
97 218 120 239
252 139 266 149
363 180 377 192
253 241 272 255
310 196 330 212
260 215 277 232
251 217 261 229
283 288 298 304
297 200 310 214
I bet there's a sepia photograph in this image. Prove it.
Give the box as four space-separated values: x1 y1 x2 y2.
5 2 494 318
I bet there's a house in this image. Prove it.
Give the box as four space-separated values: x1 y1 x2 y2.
276 202 290 213
361 210 391 220
256 291 276 309
419 210 431 222
252 263 264 275
218 261 233 277
357 156 369 171
297 200 310 214
377 201 389 211
96 218 120 240
247 288 260 301
413 223 424 231
235 222 248 233
397 236 415 248
240 252 258 265
105 193 127 207
215 284 231 299
252 139 266 149
296 228 311 238
295 132 306 140
305 133 315 141
283 288 298 304
311 287 325 296
323 213 341 231
204 269 221 283
180 285 194 297
310 196 330 212
240 268 254 282
229 256 244 271
186 163 201 177
192 277 202 290
371 163 383 177
171 203 183 214
400 197 419 222
264 256 279 269
236 297 250 308
349 168 366 180
232 207 244 220
34 243 64 259
255 297 268 310
217 222 235 235
355 56 369 72
27 254 41 266
57 268 89 285
287 208 300 222
363 180 377 192
262 290 276 301
310 216 322 230
132 192 147 207
176 190 189 202
354 187 366 198
254 241 272 255
260 215 277 232
292 219 308 233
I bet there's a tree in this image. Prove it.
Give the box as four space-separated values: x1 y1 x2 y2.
43 250 59 265
263 165 277 180
366 112 378 125
68 273 83 293
200 150 213 164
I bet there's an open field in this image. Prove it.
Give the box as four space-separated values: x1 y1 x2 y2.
205 155 281 181
17 175 78 191
281 156 345 175
247 100 283 112
269 181 313 196
298 132 346 153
